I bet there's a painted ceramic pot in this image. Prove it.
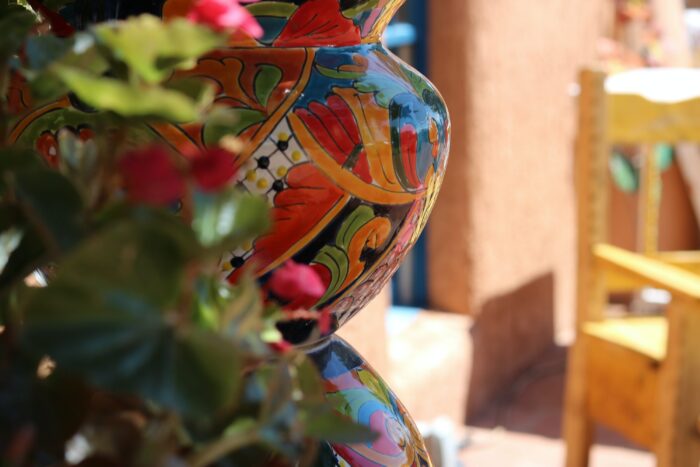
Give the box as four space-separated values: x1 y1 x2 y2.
10 0 450 346
9 2 448 465
308 336 431 467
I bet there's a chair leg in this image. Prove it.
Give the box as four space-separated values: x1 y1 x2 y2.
564 340 594 467
656 299 700 467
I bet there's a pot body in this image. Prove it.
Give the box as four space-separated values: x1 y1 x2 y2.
10 0 451 346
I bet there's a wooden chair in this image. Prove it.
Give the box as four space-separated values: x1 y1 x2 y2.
564 68 700 467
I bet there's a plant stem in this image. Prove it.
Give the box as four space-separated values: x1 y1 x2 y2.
0 62 10 147
187 429 259 467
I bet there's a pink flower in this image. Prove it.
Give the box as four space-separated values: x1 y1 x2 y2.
268 340 293 354
187 0 263 38
317 308 332 334
119 145 185 206
267 261 327 310
190 147 238 192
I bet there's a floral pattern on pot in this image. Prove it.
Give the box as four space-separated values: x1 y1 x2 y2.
9 5 450 346
309 336 431 467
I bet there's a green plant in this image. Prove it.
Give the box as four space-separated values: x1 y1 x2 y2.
0 2 374 466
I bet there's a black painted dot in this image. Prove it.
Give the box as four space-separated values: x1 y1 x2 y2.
230 256 245 268
276 140 289 151
272 180 285 192
257 157 270 169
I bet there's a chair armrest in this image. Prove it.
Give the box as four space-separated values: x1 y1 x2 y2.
650 251 700 275
594 244 700 301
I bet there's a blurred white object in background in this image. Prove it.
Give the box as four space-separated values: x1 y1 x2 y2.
418 417 463 467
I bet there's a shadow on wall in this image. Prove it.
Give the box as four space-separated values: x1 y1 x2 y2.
466 272 556 420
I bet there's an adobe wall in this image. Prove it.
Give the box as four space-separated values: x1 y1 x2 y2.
426 0 611 416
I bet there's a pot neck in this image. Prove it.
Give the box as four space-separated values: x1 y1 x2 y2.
60 0 405 48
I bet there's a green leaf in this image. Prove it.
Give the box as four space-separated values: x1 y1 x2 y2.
0 226 23 275
610 152 638 193
0 4 35 60
53 66 202 122
93 16 225 84
254 65 282 108
203 108 266 143
11 167 84 254
166 77 216 109
302 406 377 444
192 189 270 252
219 275 266 340
0 148 44 191
0 205 45 290
20 220 241 417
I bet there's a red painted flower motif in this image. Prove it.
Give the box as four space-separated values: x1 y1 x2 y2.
399 124 421 188
295 95 372 182
35 127 94 169
274 0 361 47
119 145 186 206
35 132 60 168
267 260 327 310
189 146 238 192
187 0 263 38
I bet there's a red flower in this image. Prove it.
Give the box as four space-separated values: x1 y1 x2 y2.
187 0 263 38
190 147 238 192
119 145 186 206
295 96 372 182
267 261 327 310
274 0 361 47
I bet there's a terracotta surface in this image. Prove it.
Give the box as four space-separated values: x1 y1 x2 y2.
337 286 390 377
466 346 654 466
425 0 614 415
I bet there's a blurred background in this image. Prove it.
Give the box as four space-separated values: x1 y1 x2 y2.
338 0 700 466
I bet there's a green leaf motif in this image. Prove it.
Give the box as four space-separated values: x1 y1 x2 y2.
316 64 364 81
204 108 266 144
54 66 201 122
254 65 283 108
311 205 376 303
342 0 379 17
247 2 297 17
93 16 225 84
313 246 349 303
337 205 374 250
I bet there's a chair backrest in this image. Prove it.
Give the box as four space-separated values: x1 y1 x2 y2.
574 67 700 322
575 70 610 323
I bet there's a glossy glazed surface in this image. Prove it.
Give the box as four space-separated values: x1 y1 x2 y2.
10 1 450 345
308 336 431 467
